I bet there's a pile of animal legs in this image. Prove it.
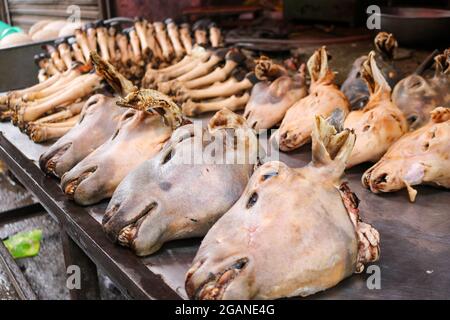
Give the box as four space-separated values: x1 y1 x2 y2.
0 18 223 142
142 43 259 117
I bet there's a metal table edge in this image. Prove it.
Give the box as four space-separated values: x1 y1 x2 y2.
0 131 182 300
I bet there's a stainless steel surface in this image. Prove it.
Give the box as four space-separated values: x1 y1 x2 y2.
1 115 450 299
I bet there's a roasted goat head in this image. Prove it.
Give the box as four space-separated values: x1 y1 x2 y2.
392 48 450 130
344 51 408 168
39 94 124 178
278 46 350 151
243 57 307 130
363 107 450 202
341 32 401 110
103 108 258 256
185 114 380 300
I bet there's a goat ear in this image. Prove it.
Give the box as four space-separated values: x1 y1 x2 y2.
361 51 391 95
90 51 137 96
311 112 355 178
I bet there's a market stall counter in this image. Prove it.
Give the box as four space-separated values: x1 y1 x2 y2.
1 116 449 300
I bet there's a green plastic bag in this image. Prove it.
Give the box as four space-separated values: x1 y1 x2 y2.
3 229 42 259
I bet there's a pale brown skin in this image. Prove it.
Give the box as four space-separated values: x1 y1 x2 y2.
278 46 350 151
363 107 450 202
39 94 124 178
103 108 258 256
185 115 380 300
60 109 173 205
392 49 450 130
244 62 307 130
344 51 408 168
58 52 184 206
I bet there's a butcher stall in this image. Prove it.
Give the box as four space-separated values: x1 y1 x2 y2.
0 0 449 301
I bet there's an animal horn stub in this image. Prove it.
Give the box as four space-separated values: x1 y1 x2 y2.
374 32 397 60
90 51 137 96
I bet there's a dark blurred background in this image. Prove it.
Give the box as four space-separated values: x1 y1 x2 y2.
1 0 449 31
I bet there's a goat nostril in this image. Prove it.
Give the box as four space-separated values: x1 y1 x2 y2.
232 258 248 270
103 203 120 224
374 173 388 185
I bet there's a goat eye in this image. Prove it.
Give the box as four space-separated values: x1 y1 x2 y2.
111 129 119 140
262 171 278 181
162 149 175 165
246 192 258 209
